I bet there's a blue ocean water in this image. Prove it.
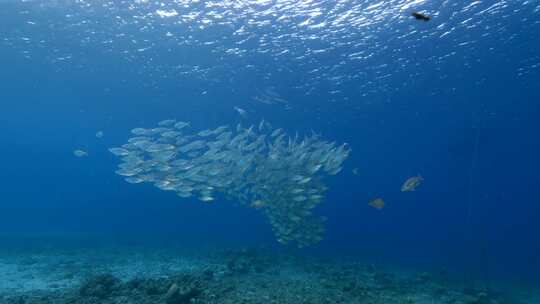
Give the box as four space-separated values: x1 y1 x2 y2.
0 0 539 296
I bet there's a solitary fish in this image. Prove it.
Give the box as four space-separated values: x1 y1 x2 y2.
368 198 385 210
401 175 424 192
95 131 104 138
73 149 88 157
411 12 430 21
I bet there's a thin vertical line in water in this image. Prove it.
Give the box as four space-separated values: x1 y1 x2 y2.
467 127 480 222
464 125 482 287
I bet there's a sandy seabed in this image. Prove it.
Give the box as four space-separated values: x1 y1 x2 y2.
0 239 537 304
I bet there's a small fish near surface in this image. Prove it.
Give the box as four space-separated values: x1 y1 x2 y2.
401 175 424 192
411 11 430 21
368 198 385 210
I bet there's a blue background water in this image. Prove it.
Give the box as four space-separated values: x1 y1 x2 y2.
1 0 539 286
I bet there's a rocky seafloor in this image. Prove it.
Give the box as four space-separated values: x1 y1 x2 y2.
0 241 537 304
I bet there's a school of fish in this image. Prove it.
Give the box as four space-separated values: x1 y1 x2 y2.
109 119 350 248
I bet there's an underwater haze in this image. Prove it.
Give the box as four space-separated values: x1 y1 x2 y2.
1 0 539 303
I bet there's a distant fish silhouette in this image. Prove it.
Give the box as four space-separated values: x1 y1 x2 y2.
73 149 88 157
250 199 267 209
411 12 430 21
368 198 385 210
234 106 248 118
401 175 424 192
